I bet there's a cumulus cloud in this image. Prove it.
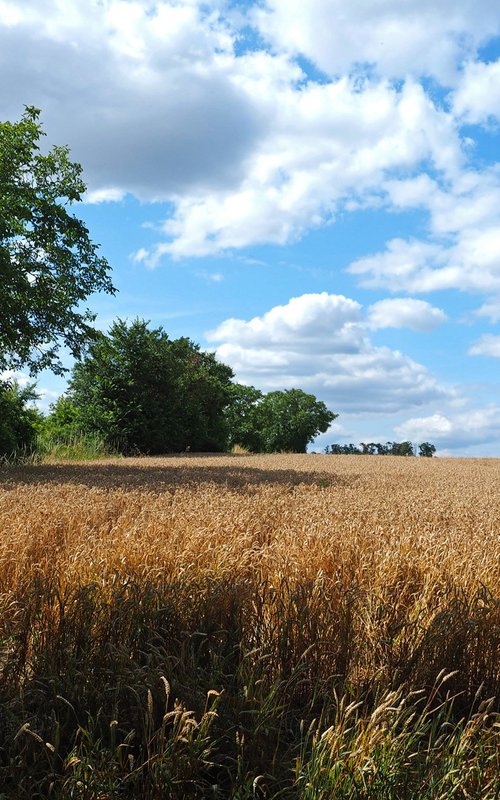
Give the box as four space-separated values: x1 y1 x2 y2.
453 59 500 122
148 78 461 259
396 406 500 449
0 0 466 260
208 293 363 353
207 293 454 414
349 168 500 295
468 334 500 357
2 0 500 268
0 0 264 201
348 239 450 293
367 298 447 331
475 298 500 323
255 0 500 84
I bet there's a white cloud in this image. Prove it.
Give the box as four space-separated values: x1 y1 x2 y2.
0 0 263 201
468 334 500 357
1 369 32 387
208 293 363 352
367 298 447 331
453 59 500 123
1 1 466 260
396 406 500 449
475 297 500 323
255 0 500 84
348 238 450 292
151 78 461 259
349 167 500 295
207 293 454 414
385 168 500 238
349 233 500 294
0 370 59 411
85 188 127 204
196 270 224 282
3 0 500 268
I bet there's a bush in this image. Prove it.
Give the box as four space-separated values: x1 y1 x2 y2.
0 380 42 460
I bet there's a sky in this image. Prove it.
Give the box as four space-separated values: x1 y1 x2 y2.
2 0 500 455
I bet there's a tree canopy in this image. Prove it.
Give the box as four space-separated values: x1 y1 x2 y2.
227 386 337 453
49 328 336 456
325 441 436 456
66 319 234 454
0 107 114 375
0 379 41 457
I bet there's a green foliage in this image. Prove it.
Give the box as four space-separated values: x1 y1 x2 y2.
0 106 114 376
255 389 337 453
224 383 264 452
0 380 42 459
419 441 437 457
228 387 337 453
391 440 415 457
36 431 117 462
43 395 81 441
168 335 235 452
326 441 433 456
67 318 234 454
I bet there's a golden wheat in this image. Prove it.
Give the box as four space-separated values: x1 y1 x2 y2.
0 454 498 797
1 454 498 684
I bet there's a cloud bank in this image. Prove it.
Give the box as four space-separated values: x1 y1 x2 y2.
207 293 454 414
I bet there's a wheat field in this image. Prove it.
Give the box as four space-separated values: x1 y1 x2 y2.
0 454 498 798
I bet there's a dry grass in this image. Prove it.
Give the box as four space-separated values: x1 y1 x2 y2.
0 454 498 798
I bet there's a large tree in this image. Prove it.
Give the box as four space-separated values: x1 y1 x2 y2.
227 386 337 453
0 107 114 375
255 389 337 453
66 319 234 454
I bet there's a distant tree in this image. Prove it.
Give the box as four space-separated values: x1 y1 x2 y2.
389 441 415 457
254 389 337 453
325 440 417 456
67 319 234 453
0 107 114 376
325 443 361 455
0 380 42 457
418 442 436 457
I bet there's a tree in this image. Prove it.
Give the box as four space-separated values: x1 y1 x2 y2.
325 441 421 456
67 319 234 454
43 395 81 441
224 383 264 451
389 441 414 457
0 107 114 376
253 389 337 453
419 442 436 457
0 380 42 457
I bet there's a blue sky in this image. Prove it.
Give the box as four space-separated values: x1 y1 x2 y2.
2 0 500 455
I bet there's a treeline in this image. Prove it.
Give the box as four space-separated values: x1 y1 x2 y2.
325 441 436 457
1 319 336 460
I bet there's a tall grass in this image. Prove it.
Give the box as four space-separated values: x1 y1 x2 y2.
35 431 121 462
0 454 498 797
0 432 118 466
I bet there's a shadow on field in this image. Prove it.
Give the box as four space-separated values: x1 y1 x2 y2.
0 456 356 492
